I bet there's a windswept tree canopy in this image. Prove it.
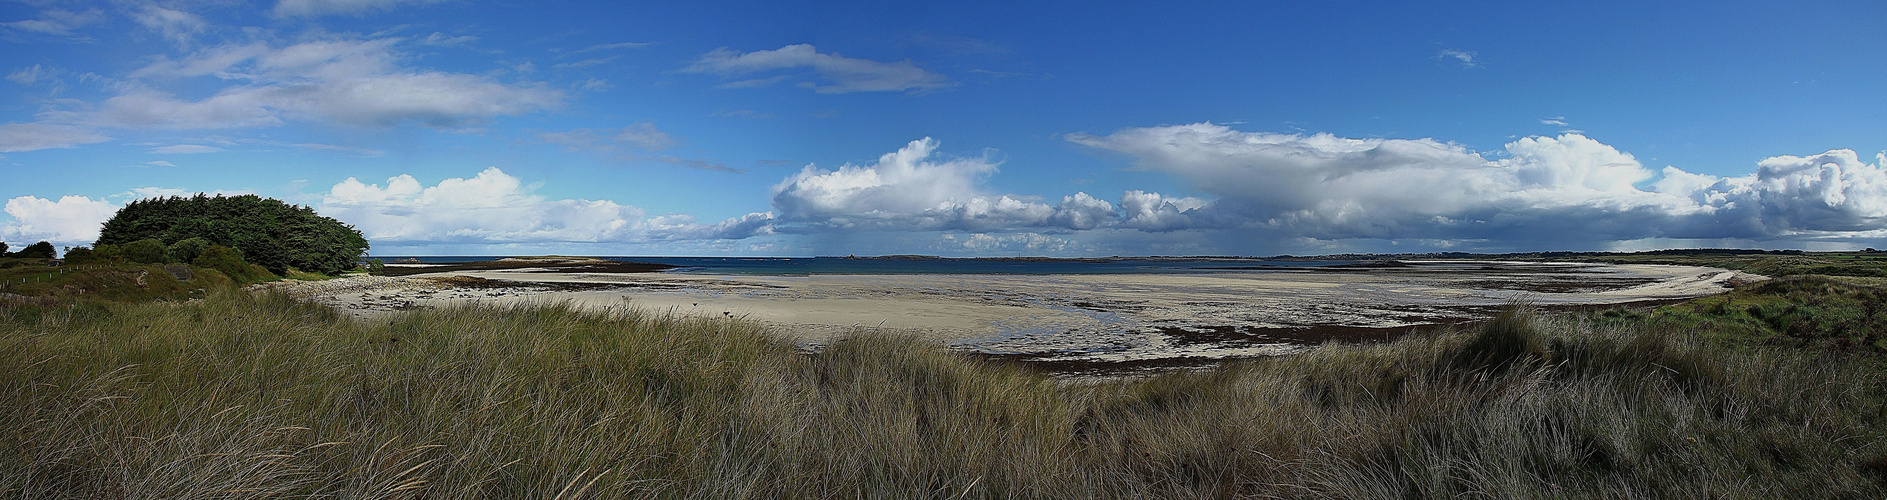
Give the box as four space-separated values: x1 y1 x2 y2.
96 194 368 275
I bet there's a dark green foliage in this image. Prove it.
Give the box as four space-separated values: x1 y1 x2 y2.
165 237 211 264
7 241 54 259
365 258 386 276
61 246 97 265
192 245 274 284
91 243 123 263
120 238 168 264
0 241 7 255
96 194 368 275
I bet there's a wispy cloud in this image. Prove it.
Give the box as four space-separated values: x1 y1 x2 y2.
713 109 774 119
129 3 208 47
561 41 654 57
552 57 616 70
97 37 564 129
536 124 740 172
272 0 446 18
288 142 384 156
682 44 951 94
418 32 476 47
0 8 104 42
538 123 677 152
0 123 110 152
1437 48 1479 68
149 144 222 154
6 64 57 85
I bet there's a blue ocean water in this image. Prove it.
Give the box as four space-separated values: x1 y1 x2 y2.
377 256 1360 276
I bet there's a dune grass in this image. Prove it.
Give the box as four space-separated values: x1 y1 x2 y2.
3 289 1884 498
1612 275 1887 353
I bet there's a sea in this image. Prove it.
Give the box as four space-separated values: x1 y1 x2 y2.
376 256 1366 276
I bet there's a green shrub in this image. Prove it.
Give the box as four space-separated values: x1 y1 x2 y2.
365 258 386 276
120 238 168 264
62 246 97 265
165 237 211 264
192 245 274 284
91 243 123 263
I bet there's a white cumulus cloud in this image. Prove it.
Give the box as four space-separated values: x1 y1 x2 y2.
769 137 1198 233
682 44 951 94
1 195 118 246
320 167 771 244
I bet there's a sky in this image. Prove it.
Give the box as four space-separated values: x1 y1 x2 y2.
3 0 1887 257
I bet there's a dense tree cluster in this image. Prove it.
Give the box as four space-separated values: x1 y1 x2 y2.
0 241 55 259
96 194 368 275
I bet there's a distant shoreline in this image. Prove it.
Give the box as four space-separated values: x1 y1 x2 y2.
365 247 1835 263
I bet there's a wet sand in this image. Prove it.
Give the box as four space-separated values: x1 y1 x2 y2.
264 261 1760 371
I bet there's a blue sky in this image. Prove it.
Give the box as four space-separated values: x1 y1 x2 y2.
3 0 1886 257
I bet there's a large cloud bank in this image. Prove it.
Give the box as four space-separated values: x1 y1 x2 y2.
1064 123 1887 247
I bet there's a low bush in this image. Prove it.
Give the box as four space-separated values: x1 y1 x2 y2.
165 237 212 264
62 246 98 265
121 238 168 264
192 244 275 284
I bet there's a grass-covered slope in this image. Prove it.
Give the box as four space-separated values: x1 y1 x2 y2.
1613 275 1887 353
1 262 237 304
4 288 1884 498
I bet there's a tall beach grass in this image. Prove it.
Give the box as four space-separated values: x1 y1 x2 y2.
3 291 1884 498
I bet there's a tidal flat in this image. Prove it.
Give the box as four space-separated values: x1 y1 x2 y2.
270 260 1760 371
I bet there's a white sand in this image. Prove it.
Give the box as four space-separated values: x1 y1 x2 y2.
266 262 1760 363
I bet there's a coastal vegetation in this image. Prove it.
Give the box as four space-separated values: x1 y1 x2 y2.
0 240 56 259
3 261 1884 497
95 194 368 275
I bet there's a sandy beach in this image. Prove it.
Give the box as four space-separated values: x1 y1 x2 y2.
263 260 1760 368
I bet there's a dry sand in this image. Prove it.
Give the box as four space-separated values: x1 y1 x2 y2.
264 261 1760 367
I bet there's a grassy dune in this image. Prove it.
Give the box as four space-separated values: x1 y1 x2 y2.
3 286 1886 498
